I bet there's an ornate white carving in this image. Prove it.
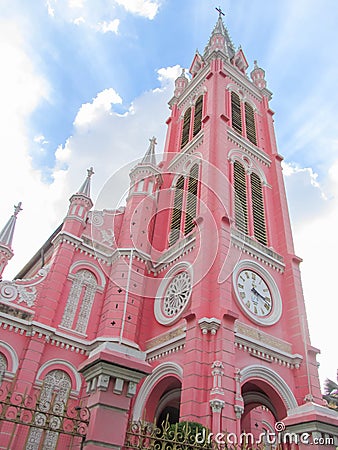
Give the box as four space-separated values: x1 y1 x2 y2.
211 361 224 395
100 228 115 246
0 267 49 308
90 211 104 227
163 272 191 317
234 404 244 418
198 317 221 335
26 370 71 450
97 374 110 391
0 353 6 383
154 263 193 326
61 269 97 333
210 398 225 413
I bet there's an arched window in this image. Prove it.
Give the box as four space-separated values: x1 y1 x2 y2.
181 107 191 149
231 92 242 134
193 95 203 137
61 269 97 334
245 102 257 145
251 172 267 245
169 176 184 246
0 353 6 384
184 164 199 235
233 161 248 234
26 370 71 450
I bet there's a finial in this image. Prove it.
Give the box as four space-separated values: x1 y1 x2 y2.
87 167 94 178
149 136 157 147
216 6 225 18
254 60 259 68
14 202 23 217
0 201 23 250
140 137 157 165
76 166 94 197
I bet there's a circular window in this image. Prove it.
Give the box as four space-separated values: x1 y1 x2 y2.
154 264 193 325
163 272 192 317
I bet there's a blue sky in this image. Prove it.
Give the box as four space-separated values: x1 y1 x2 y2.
0 0 337 387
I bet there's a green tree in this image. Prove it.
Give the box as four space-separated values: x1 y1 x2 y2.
323 374 338 411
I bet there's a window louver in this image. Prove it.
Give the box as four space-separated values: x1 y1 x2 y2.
245 102 257 145
181 107 191 149
231 92 242 134
193 96 203 137
234 161 248 234
184 164 199 235
169 176 184 246
251 172 267 245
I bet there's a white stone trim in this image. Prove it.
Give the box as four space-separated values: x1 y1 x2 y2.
232 260 282 326
132 361 183 420
227 128 271 167
69 260 106 288
0 341 19 372
36 359 82 393
240 364 298 410
228 149 268 186
230 229 285 273
146 331 185 362
154 262 193 326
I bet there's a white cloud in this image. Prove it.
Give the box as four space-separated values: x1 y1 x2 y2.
0 65 177 280
74 88 122 128
115 0 161 20
284 162 338 384
96 19 120 34
46 0 159 34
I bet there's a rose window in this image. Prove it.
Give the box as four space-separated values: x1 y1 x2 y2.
163 272 192 318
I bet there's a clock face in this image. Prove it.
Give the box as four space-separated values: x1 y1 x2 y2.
236 270 272 317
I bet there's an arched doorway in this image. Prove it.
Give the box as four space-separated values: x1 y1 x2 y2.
141 375 182 425
239 365 298 441
155 387 181 427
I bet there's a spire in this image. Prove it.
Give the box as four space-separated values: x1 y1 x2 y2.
77 167 94 198
250 60 267 90
0 202 22 250
174 68 189 96
204 7 235 60
141 137 157 166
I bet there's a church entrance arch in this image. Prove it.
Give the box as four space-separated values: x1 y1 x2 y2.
132 362 183 423
239 365 298 437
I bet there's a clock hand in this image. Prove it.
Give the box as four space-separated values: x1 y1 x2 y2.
251 287 270 305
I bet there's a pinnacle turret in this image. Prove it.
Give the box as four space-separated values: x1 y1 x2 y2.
0 202 22 250
64 168 94 236
140 137 157 166
0 202 22 278
77 167 94 198
250 60 267 90
203 7 235 60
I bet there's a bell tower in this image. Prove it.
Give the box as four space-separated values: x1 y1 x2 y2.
132 8 338 446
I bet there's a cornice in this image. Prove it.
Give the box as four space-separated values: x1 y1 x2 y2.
152 234 196 274
230 228 285 273
167 132 204 172
235 321 303 369
145 327 186 362
175 65 210 110
227 128 271 167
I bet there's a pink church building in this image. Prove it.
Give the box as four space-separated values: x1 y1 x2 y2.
0 11 337 450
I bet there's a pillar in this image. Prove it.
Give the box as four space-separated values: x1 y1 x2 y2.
78 343 152 450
